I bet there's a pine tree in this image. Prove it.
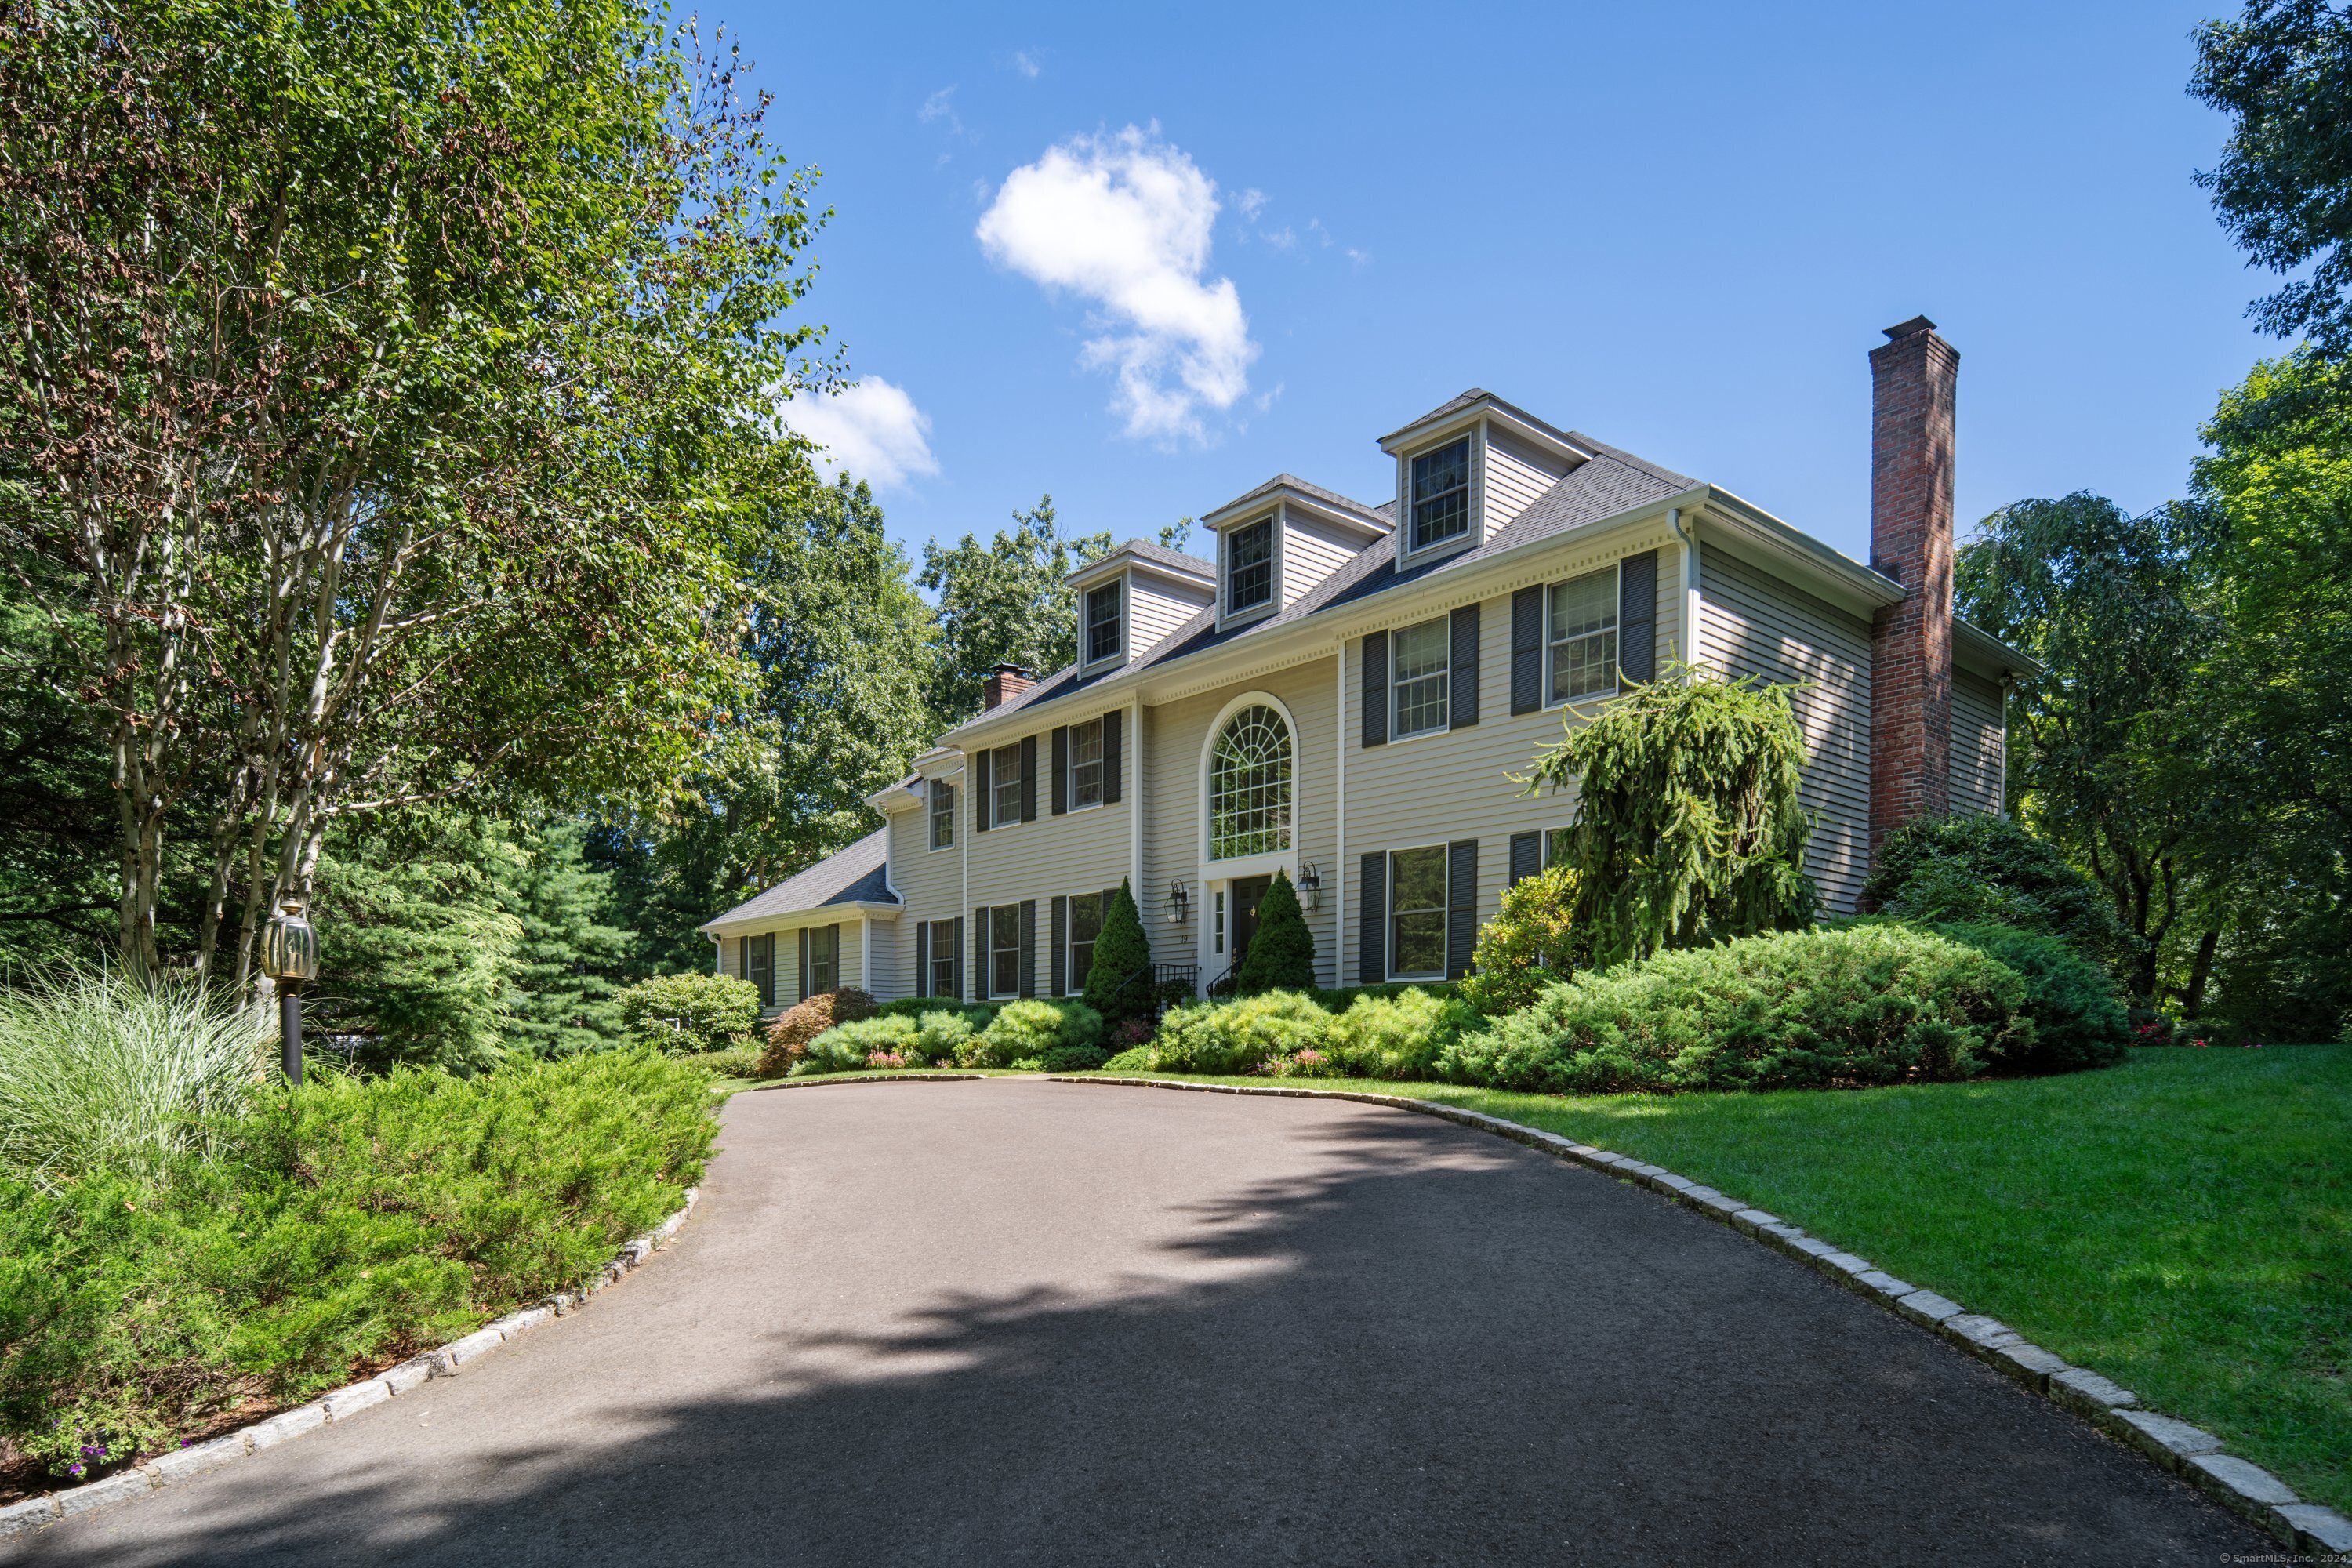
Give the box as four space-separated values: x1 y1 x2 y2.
1083 878 1155 1022
499 818 636 1056
1236 871 1316 994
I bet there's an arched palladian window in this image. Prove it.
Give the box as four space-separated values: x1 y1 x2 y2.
1209 704 1292 859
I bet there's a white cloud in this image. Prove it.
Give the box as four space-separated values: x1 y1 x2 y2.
919 86 963 136
1011 49 1041 78
779 377 939 490
976 125 1258 443
1237 187 1268 220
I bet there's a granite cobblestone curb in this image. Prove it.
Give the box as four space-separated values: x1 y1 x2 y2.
1049 1074 2352 1558
0 1187 701 1544
735 1072 986 1094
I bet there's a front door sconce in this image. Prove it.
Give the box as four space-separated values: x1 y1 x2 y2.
1164 879 1191 925
1295 861 1322 913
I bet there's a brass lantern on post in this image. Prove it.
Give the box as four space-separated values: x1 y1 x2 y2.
260 896 318 1085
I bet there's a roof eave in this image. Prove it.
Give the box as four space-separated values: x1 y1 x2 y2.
697 898 903 935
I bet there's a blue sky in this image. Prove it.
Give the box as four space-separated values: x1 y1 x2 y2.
743 1 2273 569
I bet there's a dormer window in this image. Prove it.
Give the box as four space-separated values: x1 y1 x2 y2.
1083 580 1123 666
1410 437 1472 552
1225 518 1274 615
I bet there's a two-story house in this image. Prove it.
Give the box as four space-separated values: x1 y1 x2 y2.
701 317 2034 1012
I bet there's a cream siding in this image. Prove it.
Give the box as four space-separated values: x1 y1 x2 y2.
1129 569 1214 659
1142 656 1341 989
1337 539 1682 982
887 773 965 997
1483 426 1570 535
863 916 897 994
1697 543 1872 914
1278 507 1364 608
730 916 865 1014
961 710 1138 1000
1950 668 2005 817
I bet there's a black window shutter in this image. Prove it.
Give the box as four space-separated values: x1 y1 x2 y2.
974 908 986 1000
952 917 965 1001
735 935 747 981
1619 550 1658 684
1103 710 1123 804
1511 587 1543 713
827 924 840 993
1051 896 1069 996
1508 832 1541 887
797 927 810 1000
1019 899 1036 997
1449 604 1481 729
1446 840 1478 981
974 750 992 833
1020 735 1038 822
915 921 930 998
1051 727 1069 815
1362 631 1389 747
1359 851 1386 983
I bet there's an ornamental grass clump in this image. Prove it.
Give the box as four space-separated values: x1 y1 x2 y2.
958 1000 1102 1069
1326 988 1475 1079
1152 993 1333 1075
1439 925 2034 1094
0 968 267 1191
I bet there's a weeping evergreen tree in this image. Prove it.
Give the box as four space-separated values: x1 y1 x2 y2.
1082 879 1155 1023
1235 870 1316 994
1530 665 1815 967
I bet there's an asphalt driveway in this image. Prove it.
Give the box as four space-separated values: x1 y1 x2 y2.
11 1077 2263 1566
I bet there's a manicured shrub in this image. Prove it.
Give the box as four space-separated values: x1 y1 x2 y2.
0 969 267 1189
1327 988 1476 1080
1261 1047 1340 1078
1531 666 1817 966
1101 1045 1156 1073
616 971 760 1054
1036 1044 1111 1073
1863 814 2134 968
1930 922 2130 1072
0 1051 713 1479
1152 992 1334 1075
1308 982 1461 1012
679 1044 764 1081
755 988 877 1078
1234 871 1317 994
1081 879 1156 1024
876 997 1000 1027
1439 926 2035 1094
1461 862 1580 1016
956 1000 1103 1069
910 1009 978 1065
796 1014 919 1076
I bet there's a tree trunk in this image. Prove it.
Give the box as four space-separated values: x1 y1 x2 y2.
2182 928 2220 1018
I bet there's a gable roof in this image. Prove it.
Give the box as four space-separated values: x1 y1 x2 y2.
1199 472 1394 533
963 433 1697 730
698 828 895 931
1068 536 1215 588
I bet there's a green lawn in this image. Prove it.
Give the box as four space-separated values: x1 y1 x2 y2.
1130 1047 2350 1512
717 1048 2350 1509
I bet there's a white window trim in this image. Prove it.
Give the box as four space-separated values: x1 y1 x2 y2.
927 778 957 851
1395 424 1484 568
1063 887 1106 996
1544 560 1624 711
1219 512 1281 627
1196 688 1301 870
985 902 1021 1000
1067 716 1107 813
1541 826 1573 869
1385 840 1452 982
989 757 1025 833
1388 613 1453 741
1080 575 1127 671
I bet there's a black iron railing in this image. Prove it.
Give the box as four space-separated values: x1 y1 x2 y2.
1206 964 1240 1001
1099 960 1202 1021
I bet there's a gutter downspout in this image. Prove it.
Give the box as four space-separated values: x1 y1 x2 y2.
1667 506 1700 670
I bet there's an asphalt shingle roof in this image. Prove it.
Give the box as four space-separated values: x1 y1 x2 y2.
699 828 895 929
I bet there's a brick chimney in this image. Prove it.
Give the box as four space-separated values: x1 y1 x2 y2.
982 662 1034 711
1867 315 1957 862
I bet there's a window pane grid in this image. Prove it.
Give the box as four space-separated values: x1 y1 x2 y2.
1072 718 1105 808
994 775 1021 829
1390 847 1447 977
1209 705 1292 859
930 782 955 849
1392 618 1450 736
1069 892 1102 993
1548 567 1620 702
1410 437 1472 551
1227 520 1273 612
990 905 1019 999
810 927 837 994
1086 584 1122 664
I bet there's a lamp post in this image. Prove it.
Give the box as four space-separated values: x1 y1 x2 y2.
260 897 318 1086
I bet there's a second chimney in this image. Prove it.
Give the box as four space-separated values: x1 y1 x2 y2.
982 662 1035 711
1867 315 1957 862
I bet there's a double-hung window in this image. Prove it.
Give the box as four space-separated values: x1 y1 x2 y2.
1409 437 1472 552
931 918 960 999
1069 717 1105 809
1084 581 1123 666
993 758 1022 830
929 780 956 849
1067 891 1104 993
1388 847 1448 978
1548 566 1619 703
1225 518 1274 615
1544 826 1573 869
808 925 838 995
989 904 1020 999
1392 616 1450 737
